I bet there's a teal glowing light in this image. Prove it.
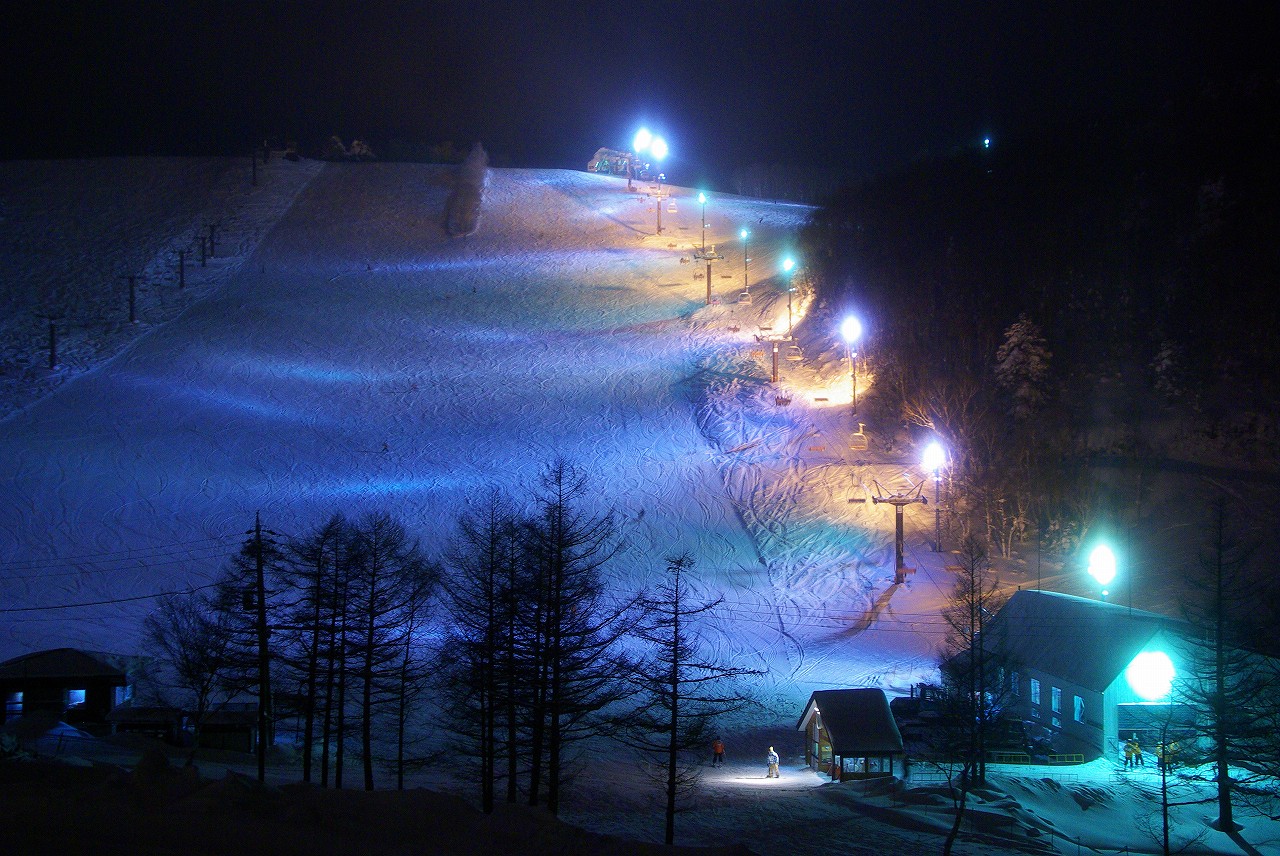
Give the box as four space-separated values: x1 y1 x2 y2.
1125 650 1175 700
1088 544 1116 586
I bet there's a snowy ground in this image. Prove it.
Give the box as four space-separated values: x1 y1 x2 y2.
2 157 1278 854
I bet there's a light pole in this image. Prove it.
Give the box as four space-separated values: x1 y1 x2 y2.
633 131 667 233
1087 544 1117 601
923 441 946 551
698 192 707 250
840 316 862 414
782 257 796 335
629 128 652 192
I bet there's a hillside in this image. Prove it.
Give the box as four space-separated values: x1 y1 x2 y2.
2 158 1277 855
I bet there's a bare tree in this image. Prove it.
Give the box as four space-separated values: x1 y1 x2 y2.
142 590 234 749
623 554 760 846
522 458 635 817
440 488 522 812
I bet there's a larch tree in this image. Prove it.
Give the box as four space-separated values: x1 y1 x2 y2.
624 554 760 846
521 458 635 817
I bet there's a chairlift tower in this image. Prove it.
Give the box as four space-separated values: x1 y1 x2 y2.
871 480 927 584
693 244 722 305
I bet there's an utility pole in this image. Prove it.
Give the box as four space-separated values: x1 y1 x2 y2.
176 249 187 289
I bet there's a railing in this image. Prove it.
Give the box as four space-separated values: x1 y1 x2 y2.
1047 753 1085 765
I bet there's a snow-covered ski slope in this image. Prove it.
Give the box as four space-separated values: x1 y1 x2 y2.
1 160 951 711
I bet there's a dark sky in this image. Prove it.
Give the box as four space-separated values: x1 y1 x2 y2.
2 1 1273 187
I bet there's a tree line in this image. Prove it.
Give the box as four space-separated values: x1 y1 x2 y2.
142 458 753 845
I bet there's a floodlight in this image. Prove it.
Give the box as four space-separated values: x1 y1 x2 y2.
1125 651 1175 701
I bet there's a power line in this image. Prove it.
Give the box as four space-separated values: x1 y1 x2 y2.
0 582 220 613
0 534 242 572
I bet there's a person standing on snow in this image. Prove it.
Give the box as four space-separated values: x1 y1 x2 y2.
766 746 780 778
1123 737 1135 768
1132 738 1145 767
712 738 725 766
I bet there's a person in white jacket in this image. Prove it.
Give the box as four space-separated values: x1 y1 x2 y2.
766 747 780 778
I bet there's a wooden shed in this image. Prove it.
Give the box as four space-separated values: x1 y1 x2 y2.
797 688 905 781
0 648 129 730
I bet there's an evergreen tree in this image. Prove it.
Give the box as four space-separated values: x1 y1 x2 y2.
994 314 1052 421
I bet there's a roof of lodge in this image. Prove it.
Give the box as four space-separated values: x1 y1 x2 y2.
980 590 1190 693
796 688 904 756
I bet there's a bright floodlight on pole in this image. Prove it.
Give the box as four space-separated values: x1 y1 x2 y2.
650 135 668 235
629 128 653 191
782 257 797 334
1088 543 1117 600
701 191 711 248
740 228 750 295
923 441 946 551
840 316 862 414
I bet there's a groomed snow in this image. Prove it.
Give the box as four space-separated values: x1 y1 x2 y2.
2 158 1276 854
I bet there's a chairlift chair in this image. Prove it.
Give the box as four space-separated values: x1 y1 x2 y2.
786 345 803 362
738 290 752 304
667 202 678 213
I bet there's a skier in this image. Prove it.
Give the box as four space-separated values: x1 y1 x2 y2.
766 746 780 778
712 737 725 766
1133 738 1144 767
1123 738 1135 769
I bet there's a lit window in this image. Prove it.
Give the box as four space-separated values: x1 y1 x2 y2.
1010 671 1020 695
5 691 21 718
67 688 87 707
1051 715 1061 728
1051 686 1061 714
1074 696 1084 722
1030 678 1041 705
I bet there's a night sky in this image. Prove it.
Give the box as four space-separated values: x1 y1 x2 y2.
2 1 1274 188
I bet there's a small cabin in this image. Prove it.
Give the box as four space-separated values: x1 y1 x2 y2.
797 688 905 781
0 648 130 732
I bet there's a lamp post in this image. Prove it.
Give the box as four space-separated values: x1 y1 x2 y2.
740 229 750 293
629 128 652 192
782 257 796 335
698 192 707 250
1087 544 1117 601
923 441 946 551
633 131 667 233
840 316 862 414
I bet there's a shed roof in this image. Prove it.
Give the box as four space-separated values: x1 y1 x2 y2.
981 590 1188 693
796 688 903 756
0 648 127 682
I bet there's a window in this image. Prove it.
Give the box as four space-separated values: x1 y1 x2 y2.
5 691 21 719
1010 671 1020 696
1074 696 1085 722
1051 715 1061 728
1030 678 1041 705
1051 686 1062 714
66 688 87 707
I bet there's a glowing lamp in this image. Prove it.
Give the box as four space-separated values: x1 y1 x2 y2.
1125 650 1175 700
740 228 748 240
923 441 945 474
633 128 653 153
782 257 795 273
650 136 668 162
840 317 862 345
1088 544 1116 586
